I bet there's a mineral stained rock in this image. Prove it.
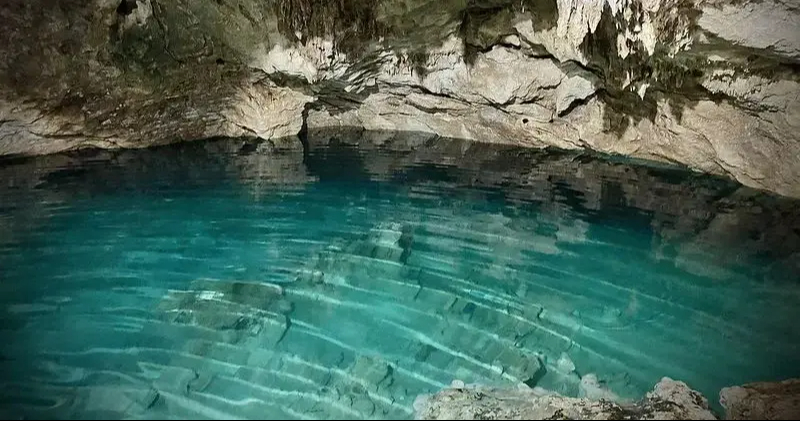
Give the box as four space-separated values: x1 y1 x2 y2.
1 0 799 199
413 377 717 420
720 378 800 420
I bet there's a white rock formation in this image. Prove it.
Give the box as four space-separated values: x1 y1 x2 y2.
1 0 799 199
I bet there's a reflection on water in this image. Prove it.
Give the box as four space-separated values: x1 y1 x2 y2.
0 132 799 419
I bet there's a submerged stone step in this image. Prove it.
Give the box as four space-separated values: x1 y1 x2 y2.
182 339 253 367
235 365 326 394
65 385 161 419
296 250 420 289
344 222 415 264
168 279 286 307
153 366 202 395
153 279 290 346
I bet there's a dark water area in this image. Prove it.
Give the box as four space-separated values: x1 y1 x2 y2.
0 132 798 419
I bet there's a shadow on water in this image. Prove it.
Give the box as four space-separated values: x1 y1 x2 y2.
0 131 799 419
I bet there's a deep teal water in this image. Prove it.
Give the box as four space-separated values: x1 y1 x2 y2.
0 136 799 419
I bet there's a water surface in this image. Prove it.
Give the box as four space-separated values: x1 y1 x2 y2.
1 133 799 419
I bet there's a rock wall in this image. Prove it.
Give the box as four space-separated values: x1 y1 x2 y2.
1 0 799 198
0 0 311 155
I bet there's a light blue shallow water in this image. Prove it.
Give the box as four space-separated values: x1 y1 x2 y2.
1 135 799 419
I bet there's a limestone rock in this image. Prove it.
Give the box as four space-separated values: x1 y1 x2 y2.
349 355 394 389
66 385 160 418
413 377 716 420
154 279 290 345
556 352 576 374
579 373 621 402
698 1 800 62
555 72 597 115
646 378 717 420
423 44 565 106
2 0 800 200
555 0 606 53
720 378 800 420
351 222 414 263
0 0 310 156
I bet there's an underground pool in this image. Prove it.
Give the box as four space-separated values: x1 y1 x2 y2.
0 133 799 419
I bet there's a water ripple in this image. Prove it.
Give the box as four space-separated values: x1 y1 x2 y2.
1 136 799 419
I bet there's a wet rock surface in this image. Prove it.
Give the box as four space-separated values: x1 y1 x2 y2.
720 378 800 420
155 279 291 345
0 0 799 198
413 378 717 420
414 377 800 420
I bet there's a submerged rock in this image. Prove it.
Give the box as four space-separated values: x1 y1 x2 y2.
579 373 622 403
294 220 415 288
155 279 290 345
556 352 576 374
414 377 716 420
720 378 800 420
346 222 415 264
65 385 161 419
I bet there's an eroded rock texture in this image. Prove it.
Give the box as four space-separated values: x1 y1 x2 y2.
0 0 311 155
413 377 718 420
720 378 800 420
1 0 799 197
414 377 800 420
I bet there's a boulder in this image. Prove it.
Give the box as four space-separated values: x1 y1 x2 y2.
720 378 800 420
413 377 717 420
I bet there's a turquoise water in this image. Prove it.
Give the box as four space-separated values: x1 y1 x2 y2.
1 135 799 419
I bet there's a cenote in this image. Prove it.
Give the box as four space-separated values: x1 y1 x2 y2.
0 132 799 420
